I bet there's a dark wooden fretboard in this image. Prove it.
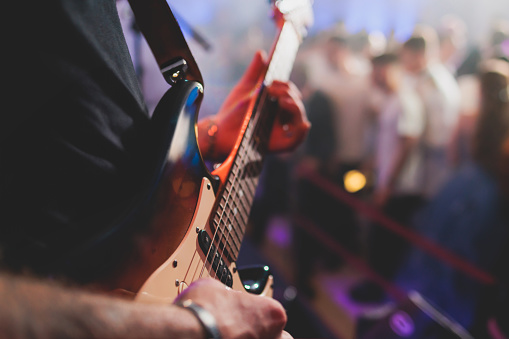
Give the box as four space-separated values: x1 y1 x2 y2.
210 21 303 261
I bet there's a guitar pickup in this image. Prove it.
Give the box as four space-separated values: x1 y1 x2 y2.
198 230 233 287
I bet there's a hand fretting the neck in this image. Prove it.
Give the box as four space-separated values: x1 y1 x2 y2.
210 22 303 262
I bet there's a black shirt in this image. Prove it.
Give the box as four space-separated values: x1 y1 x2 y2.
2 0 152 274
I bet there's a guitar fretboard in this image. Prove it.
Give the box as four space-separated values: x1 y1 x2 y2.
210 21 302 261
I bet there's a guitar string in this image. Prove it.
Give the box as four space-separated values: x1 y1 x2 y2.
199 28 292 283
201 98 263 281
213 32 293 274
197 107 263 280
197 108 255 280
202 30 292 282
212 104 264 282
210 74 282 283
212 23 300 284
197 123 252 281
200 78 271 281
214 102 268 282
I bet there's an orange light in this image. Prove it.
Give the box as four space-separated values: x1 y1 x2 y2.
343 170 366 193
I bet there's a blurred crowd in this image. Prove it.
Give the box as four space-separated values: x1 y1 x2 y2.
270 16 509 337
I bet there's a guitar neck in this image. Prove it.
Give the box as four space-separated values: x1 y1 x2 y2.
210 21 304 261
266 22 303 84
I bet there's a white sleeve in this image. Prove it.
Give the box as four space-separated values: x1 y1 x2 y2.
397 90 425 138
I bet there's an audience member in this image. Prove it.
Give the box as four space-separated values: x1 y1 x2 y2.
438 15 469 75
370 54 425 209
319 34 371 176
485 20 509 62
448 73 481 167
400 28 461 198
288 33 372 269
395 59 509 333
351 53 425 302
290 62 339 295
449 20 509 167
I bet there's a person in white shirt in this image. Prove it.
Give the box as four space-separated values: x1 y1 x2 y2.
400 29 461 198
371 54 425 207
317 35 371 173
350 53 426 303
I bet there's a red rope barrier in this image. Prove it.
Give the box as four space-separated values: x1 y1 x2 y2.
300 170 498 286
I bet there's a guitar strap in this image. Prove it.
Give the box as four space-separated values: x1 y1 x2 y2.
127 0 203 86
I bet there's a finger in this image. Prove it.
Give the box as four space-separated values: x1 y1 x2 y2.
241 50 268 83
219 51 268 113
268 126 309 153
277 97 301 125
277 97 310 126
265 82 301 108
269 96 310 152
266 84 305 120
261 299 288 338
269 80 302 99
266 81 291 99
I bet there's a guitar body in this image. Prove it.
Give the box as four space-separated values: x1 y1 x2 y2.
135 174 272 302
92 81 206 292
91 80 272 299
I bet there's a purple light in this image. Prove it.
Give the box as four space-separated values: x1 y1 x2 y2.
390 311 415 337
267 218 292 248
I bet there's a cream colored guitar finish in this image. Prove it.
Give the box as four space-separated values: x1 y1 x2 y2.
135 177 273 303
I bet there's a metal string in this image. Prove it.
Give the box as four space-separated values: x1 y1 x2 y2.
198 24 297 282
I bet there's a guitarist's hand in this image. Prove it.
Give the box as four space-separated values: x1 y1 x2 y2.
198 51 310 161
176 278 293 339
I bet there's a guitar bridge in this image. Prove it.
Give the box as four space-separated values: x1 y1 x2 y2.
197 230 233 287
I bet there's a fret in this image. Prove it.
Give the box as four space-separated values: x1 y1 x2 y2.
212 221 241 255
243 162 262 180
224 217 242 244
235 195 251 216
241 177 257 200
224 236 240 257
219 193 239 218
214 209 242 246
224 221 242 246
212 216 240 241
230 202 249 231
225 194 249 223
232 161 239 174
231 199 245 220
233 184 253 209
214 191 250 242
213 207 243 242
218 199 226 211
238 142 246 154
207 234 238 264
211 225 241 261
226 208 246 241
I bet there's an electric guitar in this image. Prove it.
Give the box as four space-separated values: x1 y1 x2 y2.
71 0 313 301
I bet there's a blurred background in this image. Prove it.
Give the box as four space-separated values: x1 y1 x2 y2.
117 0 509 337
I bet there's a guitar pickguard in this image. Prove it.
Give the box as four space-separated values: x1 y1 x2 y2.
136 177 272 303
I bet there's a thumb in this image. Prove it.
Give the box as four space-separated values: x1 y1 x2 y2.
241 50 267 83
